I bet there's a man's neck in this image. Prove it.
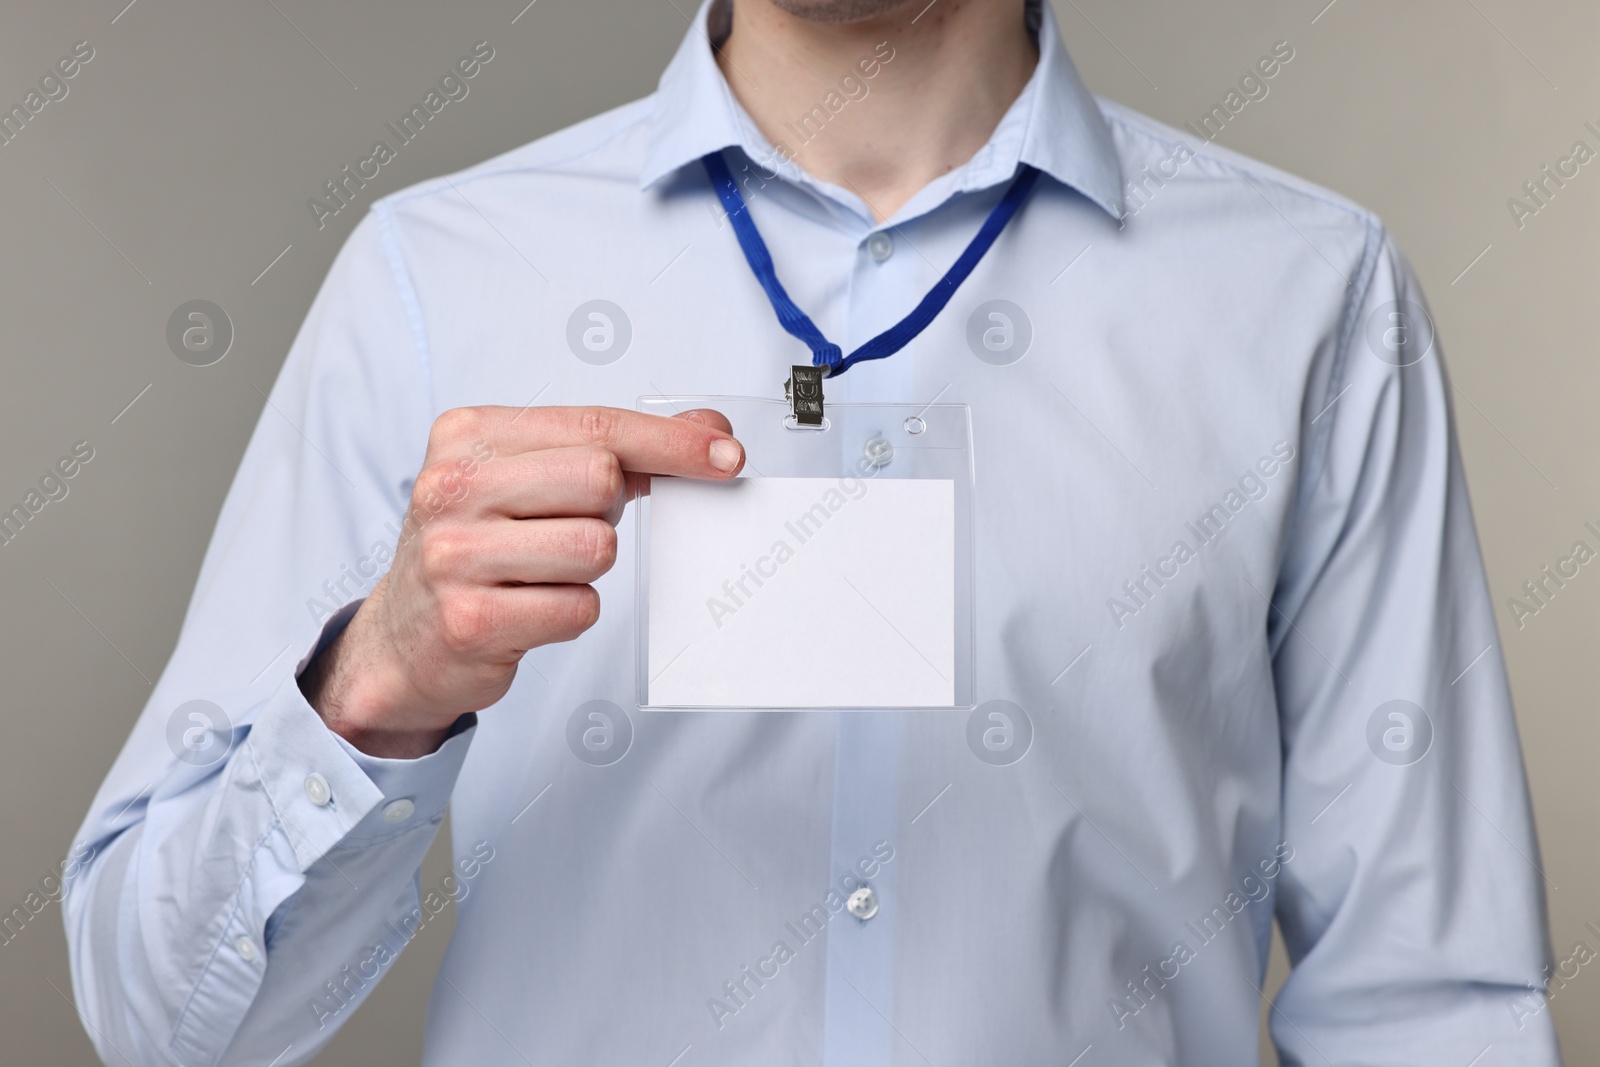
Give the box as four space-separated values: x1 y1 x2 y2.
716 0 1037 222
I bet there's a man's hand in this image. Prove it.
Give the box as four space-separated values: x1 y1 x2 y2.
299 405 743 758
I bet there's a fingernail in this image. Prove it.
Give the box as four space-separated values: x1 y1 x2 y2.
709 438 741 473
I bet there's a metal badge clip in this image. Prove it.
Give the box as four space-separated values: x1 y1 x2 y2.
785 365 825 427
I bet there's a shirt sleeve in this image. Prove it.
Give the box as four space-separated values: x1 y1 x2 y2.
62 203 477 1067
1266 224 1560 1063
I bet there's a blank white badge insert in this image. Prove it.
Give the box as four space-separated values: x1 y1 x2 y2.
647 476 955 708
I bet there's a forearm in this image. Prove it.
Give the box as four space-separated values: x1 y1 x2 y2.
66 674 473 1067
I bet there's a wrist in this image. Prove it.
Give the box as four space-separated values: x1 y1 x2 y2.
300 604 453 759
323 711 453 761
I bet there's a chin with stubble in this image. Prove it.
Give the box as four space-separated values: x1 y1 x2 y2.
767 0 912 24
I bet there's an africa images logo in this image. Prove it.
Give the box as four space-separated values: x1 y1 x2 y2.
566 300 632 365
966 700 1033 766
1365 700 1433 767
166 300 233 367
165 700 234 767
566 700 633 766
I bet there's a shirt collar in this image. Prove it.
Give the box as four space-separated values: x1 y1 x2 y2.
638 0 1125 220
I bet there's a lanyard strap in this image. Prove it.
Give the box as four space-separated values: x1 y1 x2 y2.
703 151 1041 377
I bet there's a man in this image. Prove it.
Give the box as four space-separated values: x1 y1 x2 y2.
68 0 1558 1062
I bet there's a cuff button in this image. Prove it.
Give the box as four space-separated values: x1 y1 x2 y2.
304 772 332 807
382 798 415 824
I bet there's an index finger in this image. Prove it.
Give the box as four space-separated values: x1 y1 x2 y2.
438 405 744 479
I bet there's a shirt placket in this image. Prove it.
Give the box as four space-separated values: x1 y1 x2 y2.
817 215 919 1067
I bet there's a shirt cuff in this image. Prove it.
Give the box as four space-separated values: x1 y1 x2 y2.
331 714 476 847
244 610 477 870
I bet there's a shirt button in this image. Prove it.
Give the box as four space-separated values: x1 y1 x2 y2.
382 798 415 824
846 886 879 921
867 232 894 262
234 936 257 961
862 436 893 469
303 772 332 807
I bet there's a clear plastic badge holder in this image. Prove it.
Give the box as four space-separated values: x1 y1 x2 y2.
635 395 976 712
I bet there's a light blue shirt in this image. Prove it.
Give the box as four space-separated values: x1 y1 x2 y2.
67 1 1559 1063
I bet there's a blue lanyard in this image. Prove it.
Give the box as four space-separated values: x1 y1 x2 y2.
703 151 1041 377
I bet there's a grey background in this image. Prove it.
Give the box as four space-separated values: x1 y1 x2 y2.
0 0 1590 1062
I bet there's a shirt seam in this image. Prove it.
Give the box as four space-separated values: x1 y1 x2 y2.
1290 215 1384 537
240 719 300 859
1265 214 1385 668
1100 106 1377 230
372 200 435 411
168 818 281 1065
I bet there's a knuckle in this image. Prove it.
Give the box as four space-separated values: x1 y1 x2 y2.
429 407 482 449
439 593 494 651
575 406 622 446
412 460 471 514
583 449 625 509
417 527 467 582
411 463 449 503
579 519 618 574
557 586 602 635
